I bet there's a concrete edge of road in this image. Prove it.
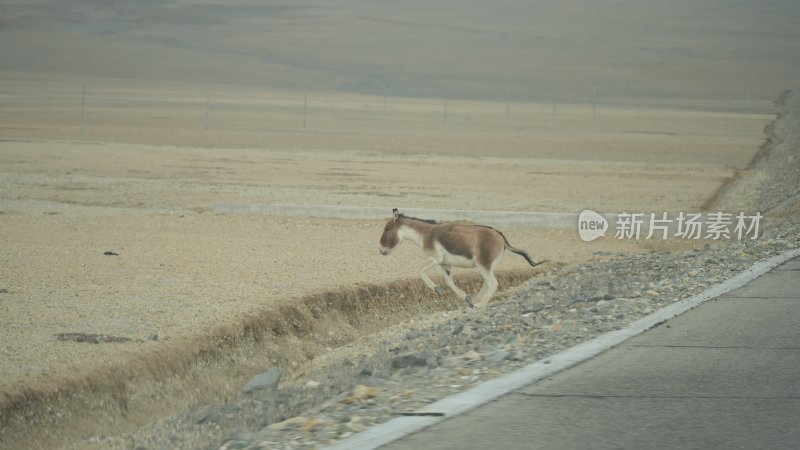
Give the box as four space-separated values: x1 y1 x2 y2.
323 247 800 450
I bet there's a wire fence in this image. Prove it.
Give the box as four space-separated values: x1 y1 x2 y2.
0 77 775 148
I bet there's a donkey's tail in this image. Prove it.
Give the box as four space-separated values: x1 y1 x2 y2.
498 231 549 267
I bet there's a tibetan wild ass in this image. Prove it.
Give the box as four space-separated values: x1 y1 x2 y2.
379 208 547 308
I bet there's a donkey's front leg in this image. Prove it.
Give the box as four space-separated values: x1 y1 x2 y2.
419 258 443 294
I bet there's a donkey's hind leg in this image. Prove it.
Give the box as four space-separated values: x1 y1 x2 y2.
441 265 472 305
473 266 499 309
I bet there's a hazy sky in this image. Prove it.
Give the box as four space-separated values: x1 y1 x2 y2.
1 0 799 101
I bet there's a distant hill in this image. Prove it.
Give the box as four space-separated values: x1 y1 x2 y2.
1 0 798 102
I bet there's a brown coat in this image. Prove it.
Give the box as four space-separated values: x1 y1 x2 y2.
379 209 545 307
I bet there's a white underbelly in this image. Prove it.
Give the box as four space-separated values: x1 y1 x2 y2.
441 251 476 268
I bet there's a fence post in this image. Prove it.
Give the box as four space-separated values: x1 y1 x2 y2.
204 81 210 130
80 82 86 141
384 81 389 119
303 83 308 128
552 91 558 116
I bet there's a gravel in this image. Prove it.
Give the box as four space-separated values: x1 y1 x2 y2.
241 368 284 394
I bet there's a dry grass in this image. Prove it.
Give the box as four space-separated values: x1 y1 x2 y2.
0 269 539 449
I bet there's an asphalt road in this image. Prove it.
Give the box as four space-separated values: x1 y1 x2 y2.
381 257 800 450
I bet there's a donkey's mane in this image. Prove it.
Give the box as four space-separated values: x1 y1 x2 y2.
397 213 439 225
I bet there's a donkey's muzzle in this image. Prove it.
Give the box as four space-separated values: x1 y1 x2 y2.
379 247 390 256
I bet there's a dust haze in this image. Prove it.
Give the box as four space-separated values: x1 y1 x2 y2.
2 0 799 101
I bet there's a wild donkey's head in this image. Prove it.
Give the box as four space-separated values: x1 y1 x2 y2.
379 208 402 255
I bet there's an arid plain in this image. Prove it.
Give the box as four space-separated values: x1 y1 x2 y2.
0 77 774 445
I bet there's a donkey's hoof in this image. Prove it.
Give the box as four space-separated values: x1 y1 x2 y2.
434 286 443 295
465 294 474 307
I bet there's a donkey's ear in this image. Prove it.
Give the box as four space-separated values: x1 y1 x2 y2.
392 208 400 220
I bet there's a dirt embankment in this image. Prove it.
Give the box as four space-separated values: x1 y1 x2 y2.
709 90 800 218
0 269 540 449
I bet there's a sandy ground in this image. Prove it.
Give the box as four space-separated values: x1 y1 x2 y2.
0 82 773 446
0 145 677 395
